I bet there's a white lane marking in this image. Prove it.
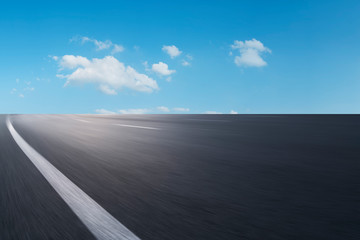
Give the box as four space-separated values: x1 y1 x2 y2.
74 118 91 123
113 124 160 130
6 118 140 240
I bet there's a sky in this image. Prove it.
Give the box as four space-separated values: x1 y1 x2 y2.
1 0 360 114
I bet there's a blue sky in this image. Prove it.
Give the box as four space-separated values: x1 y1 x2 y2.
1 0 359 114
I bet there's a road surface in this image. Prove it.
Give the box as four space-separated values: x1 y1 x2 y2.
0 114 359 239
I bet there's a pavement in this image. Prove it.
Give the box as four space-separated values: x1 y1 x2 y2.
0 114 359 239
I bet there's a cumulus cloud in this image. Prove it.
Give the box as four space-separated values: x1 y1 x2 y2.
72 36 124 54
162 45 182 58
230 110 238 114
152 62 176 76
173 107 190 112
118 108 150 114
157 106 170 112
60 55 90 69
231 39 271 67
56 55 159 95
95 109 117 114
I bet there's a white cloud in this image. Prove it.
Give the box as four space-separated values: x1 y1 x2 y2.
112 44 125 54
24 87 35 92
231 39 271 67
203 111 222 114
72 36 124 54
182 55 193 67
57 55 159 95
80 36 112 50
182 60 190 66
152 62 176 76
99 85 117 95
173 107 190 112
186 54 193 60
11 80 34 97
48 55 59 61
60 55 90 69
95 109 117 114
93 40 112 50
118 108 150 114
162 45 182 59
143 61 151 72
230 110 238 114
157 106 170 112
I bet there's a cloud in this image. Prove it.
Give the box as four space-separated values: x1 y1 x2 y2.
99 85 117 95
72 36 124 54
203 111 222 114
152 62 176 76
95 109 117 114
78 36 112 50
157 106 170 112
182 60 190 66
118 108 150 114
162 45 182 58
24 87 35 92
60 55 90 69
231 39 271 67
11 80 35 98
56 55 159 95
112 44 125 54
182 55 193 67
173 107 190 112
230 110 238 114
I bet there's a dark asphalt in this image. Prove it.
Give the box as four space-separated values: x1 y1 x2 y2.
1 114 359 239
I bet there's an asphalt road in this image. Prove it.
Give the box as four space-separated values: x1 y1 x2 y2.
0 114 359 239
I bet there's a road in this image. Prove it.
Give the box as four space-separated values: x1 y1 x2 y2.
0 114 359 239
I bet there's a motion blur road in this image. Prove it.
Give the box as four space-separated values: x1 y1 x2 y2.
0 114 359 239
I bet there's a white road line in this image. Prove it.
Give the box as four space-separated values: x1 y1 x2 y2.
6 118 140 240
113 124 160 130
74 118 91 123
